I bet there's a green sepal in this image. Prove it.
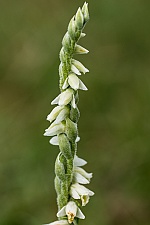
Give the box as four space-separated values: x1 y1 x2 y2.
70 106 80 123
55 153 66 181
58 133 72 159
65 118 78 142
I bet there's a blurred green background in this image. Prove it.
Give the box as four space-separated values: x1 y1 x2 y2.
0 0 150 224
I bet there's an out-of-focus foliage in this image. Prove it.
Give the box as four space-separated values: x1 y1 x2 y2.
0 0 150 225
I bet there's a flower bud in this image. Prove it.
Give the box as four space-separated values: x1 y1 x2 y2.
82 2 90 23
68 16 76 40
59 47 65 62
75 7 84 30
62 32 71 52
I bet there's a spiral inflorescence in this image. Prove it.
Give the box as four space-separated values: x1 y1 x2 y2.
44 3 94 225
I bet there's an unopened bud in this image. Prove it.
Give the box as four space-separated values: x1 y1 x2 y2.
75 7 84 30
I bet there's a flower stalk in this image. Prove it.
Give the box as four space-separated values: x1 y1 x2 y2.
44 2 94 225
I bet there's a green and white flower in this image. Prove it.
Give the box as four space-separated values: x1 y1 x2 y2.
70 183 94 206
57 201 85 224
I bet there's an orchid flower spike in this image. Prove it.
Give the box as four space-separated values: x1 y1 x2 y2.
44 2 93 225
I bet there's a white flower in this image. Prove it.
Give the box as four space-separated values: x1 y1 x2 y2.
57 201 85 224
47 106 63 122
44 122 65 136
72 59 89 74
50 135 80 146
73 155 87 166
70 183 94 206
74 44 89 54
51 89 73 106
51 89 76 108
71 64 81 75
62 74 88 91
73 155 93 184
43 220 69 225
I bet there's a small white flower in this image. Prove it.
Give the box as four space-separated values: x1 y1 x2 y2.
49 136 59 145
80 32 86 38
73 155 93 184
70 183 94 206
47 106 63 122
74 155 87 167
72 59 89 74
74 44 89 54
62 74 88 91
71 64 81 75
50 135 80 146
43 220 69 225
57 201 85 224
74 166 93 181
44 122 65 136
51 89 74 106
75 7 84 29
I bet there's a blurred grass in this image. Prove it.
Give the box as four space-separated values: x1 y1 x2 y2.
0 0 150 224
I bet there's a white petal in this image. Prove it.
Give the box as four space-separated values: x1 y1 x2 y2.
79 79 88 91
44 123 65 136
71 64 81 75
75 136 80 142
57 206 66 217
68 74 79 90
62 78 69 89
51 94 61 105
74 44 89 54
74 155 87 167
43 220 69 225
81 195 90 206
75 167 93 180
71 94 76 109
73 172 89 184
70 187 80 199
76 208 85 219
47 106 63 122
59 89 73 106
54 107 69 124
80 33 86 38
49 136 59 145
72 59 89 74
66 201 77 216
